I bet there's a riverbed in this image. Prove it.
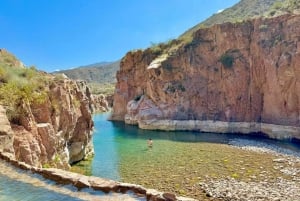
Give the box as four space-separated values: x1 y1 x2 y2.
72 113 300 200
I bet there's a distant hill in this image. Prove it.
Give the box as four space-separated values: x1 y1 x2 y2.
180 0 300 42
55 60 120 84
54 60 120 95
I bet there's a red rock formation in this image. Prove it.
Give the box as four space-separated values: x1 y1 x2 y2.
91 94 110 112
106 94 114 108
1 77 94 168
0 49 94 168
0 106 14 155
111 49 157 120
112 14 300 139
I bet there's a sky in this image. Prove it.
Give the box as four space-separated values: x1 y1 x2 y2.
0 0 240 72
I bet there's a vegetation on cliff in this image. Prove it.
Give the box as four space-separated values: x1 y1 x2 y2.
0 49 49 122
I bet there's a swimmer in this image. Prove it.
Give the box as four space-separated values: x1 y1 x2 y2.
147 138 153 147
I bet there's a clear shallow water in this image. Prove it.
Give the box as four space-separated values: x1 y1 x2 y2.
0 174 82 201
0 160 143 201
87 113 300 181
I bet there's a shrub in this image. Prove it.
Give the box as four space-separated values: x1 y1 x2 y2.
0 63 48 123
150 42 163 55
220 54 234 68
259 24 268 31
165 82 186 94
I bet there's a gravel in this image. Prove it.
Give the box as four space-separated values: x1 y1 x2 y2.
198 138 300 201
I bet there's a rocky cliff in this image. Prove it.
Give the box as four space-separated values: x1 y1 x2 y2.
111 14 300 140
13 77 93 168
91 94 110 112
0 51 94 168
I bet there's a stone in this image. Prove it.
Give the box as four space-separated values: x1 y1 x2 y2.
0 106 15 155
273 158 286 163
162 192 176 201
91 94 110 112
75 176 91 189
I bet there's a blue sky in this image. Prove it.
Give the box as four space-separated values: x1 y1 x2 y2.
0 0 239 72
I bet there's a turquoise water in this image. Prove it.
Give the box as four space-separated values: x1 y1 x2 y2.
90 113 300 181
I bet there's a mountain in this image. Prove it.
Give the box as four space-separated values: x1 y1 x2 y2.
54 60 120 84
54 60 120 95
111 0 300 140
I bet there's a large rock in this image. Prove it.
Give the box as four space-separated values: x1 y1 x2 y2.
0 51 94 167
91 94 110 112
0 106 14 155
112 14 300 139
2 77 94 168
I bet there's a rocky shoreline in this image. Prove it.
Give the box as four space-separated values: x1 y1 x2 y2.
200 140 300 201
137 119 300 141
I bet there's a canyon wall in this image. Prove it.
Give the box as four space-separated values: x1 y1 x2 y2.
90 94 110 113
112 14 300 139
0 75 94 168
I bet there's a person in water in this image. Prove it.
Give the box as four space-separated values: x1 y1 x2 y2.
147 138 153 147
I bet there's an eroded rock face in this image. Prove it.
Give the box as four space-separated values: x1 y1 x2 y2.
0 106 14 156
111 50 158 120
106 94 114 108
91 94 110 112
112 14 300 138
5 78 94 168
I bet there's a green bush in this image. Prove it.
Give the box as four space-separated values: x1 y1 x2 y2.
220 54 234 68
150 42 163 55
88 82 115 95
0 63 48 122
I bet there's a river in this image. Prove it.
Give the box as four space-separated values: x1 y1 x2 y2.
72 112 300 199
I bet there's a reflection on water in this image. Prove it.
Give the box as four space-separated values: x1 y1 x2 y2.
83 113 300 181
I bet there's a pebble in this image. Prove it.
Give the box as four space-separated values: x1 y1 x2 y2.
273 158 286 163
198 139 300 201
201 177 300 201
